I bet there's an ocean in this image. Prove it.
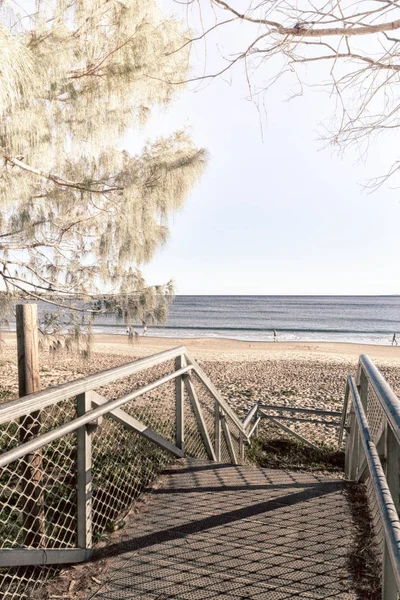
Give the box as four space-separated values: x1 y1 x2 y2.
88 295 400 346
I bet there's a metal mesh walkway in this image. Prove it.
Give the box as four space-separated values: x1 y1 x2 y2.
83 459 357 600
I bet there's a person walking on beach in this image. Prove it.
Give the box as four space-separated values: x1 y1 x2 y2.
142 323 148 336
392 333 398 346
273 329 277 342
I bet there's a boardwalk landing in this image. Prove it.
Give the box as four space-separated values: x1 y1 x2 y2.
88 459 357 600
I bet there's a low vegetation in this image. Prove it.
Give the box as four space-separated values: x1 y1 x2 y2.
247 435 345 473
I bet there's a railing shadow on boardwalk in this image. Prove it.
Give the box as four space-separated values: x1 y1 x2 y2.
81 461 376 600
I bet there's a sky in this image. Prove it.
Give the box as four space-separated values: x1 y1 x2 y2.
133 2 400 296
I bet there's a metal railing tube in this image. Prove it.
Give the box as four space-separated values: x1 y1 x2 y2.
242 404 258 429
348 375 400 590
0 364 193 469
0 346 187 425
359 354 400 446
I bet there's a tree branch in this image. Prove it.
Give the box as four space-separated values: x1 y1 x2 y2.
4 156 123 194
212 0 400 37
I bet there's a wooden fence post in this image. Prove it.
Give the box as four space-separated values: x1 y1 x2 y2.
77 392 93 550
17 303 45 547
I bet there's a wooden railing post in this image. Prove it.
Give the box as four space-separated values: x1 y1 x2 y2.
383 423 400 599
382 540 399 600
339 381 350 446
184 375 216 461
77 392 93 550
214 401 221 462
358 368 369 411
386 425 400 513
175 355 185 452
345 403 359 481
239 433 245 462
17 303 45 547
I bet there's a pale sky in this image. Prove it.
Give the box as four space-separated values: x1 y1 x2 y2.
134 2 400 295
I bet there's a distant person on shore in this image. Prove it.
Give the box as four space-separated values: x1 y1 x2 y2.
392 333 398 346
126 326 140 345
142 323 148 336
273 329 277 342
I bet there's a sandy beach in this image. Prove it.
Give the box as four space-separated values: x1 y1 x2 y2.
2 333 400 445
89 333 400 365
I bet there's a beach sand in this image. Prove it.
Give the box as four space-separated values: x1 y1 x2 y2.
2 333 400 444
88 333 400 365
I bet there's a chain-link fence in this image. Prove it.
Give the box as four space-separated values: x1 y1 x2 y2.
343 355 400 598
0 347 257 600
365 383 387 556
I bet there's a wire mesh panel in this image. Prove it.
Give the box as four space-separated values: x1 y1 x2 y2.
187 372 216 455
345 361 400 592
0 402 78 599
364 385 387 558
227 419 241 462
91 415 174 541
183 389 210 460
0 564 60 600
0 352 246 600
122 378 176 445
367 386 386 445
1 407 78 549
259 406 341 447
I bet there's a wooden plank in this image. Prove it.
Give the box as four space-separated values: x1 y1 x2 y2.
16 303 45 548
383 541 399 600
248 417 261 440
214 402 221 462
266 416 320 450
77 392 92 550
0 346 187 425
259 404 342 417
242 404 258 429
345 405 355 479
184 375 216 461
338 381 350 446
386 424 400 514
0 548 92 567
356 457 369 483
358 368 369 411
349 416 360 481
221 414 238 465
17 304 40 397
260 413 340 427
239 433 245 461
175 355 185 452
90 391 184 458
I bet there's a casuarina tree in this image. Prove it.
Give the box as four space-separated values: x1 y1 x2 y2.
0 0 206 335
